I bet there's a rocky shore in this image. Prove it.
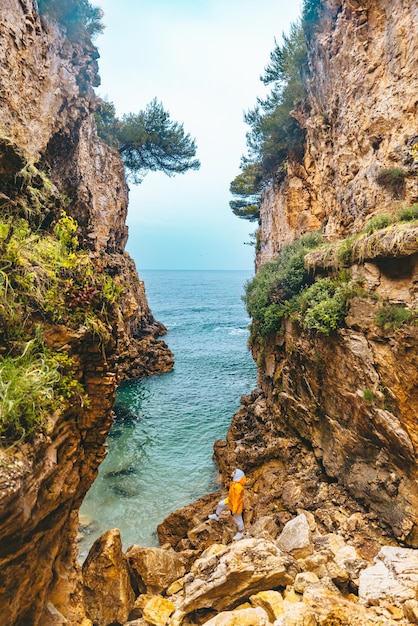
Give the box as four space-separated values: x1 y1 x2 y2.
77 387 418 625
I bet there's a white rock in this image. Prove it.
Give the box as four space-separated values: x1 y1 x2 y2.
182 538 298 613
276 514 313 559
359 546 418 605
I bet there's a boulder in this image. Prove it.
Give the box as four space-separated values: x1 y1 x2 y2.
181 537 298 613
142 596 176 626
359 546 418 605
249 590 285 621
277 514 314 559
127 545 186 595
82 529 135 626
249 516 280 540
203 606 271 626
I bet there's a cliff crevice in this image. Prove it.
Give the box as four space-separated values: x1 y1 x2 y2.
150 1 418 623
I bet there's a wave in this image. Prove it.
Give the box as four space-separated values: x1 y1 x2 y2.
229 328 248 336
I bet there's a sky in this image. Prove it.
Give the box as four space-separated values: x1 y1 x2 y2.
93 0 303 270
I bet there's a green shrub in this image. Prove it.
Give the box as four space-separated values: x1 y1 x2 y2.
376 167 407 198
375 304 414 330
299 273 357 335
244 232 322 335
363 213 393 234
397 203 418 222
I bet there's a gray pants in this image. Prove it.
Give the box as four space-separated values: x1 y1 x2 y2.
216 499 244 531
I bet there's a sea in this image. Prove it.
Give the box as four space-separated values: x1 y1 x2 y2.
78 269 257 560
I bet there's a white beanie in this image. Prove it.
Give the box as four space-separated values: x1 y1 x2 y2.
233 468 245 481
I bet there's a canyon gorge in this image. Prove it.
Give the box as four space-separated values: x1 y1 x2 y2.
0 0 418 625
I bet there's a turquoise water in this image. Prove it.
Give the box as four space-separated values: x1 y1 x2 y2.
78 270 257 559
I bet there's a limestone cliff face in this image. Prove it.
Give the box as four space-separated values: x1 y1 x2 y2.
257 0 418 267
0 1 172 624
244 0 418 546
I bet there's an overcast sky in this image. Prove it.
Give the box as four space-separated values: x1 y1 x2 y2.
94 0 303 270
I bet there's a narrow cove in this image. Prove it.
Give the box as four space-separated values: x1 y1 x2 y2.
78 269 257 559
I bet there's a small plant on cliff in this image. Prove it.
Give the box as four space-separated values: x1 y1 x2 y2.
397 203 418 222
0 336 84 444
95 98 200 184
0 161 66 228
375 304 415 330
299 272 360 335
376 166 408 198
363 213 394 234
363 388 374 402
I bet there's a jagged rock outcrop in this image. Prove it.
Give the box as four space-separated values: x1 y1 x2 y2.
0 1 172 624
82 529 135 625
82 510 418 624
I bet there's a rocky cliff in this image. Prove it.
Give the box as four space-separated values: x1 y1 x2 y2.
257 0 418 267
250 0 418 546
0 1 173 624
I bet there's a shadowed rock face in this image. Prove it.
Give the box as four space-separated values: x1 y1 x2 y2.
0 1 172 624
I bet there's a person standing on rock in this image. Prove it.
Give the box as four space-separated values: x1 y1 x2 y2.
208 468 246 540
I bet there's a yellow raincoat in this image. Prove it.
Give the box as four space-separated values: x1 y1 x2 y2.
225 471 246 515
